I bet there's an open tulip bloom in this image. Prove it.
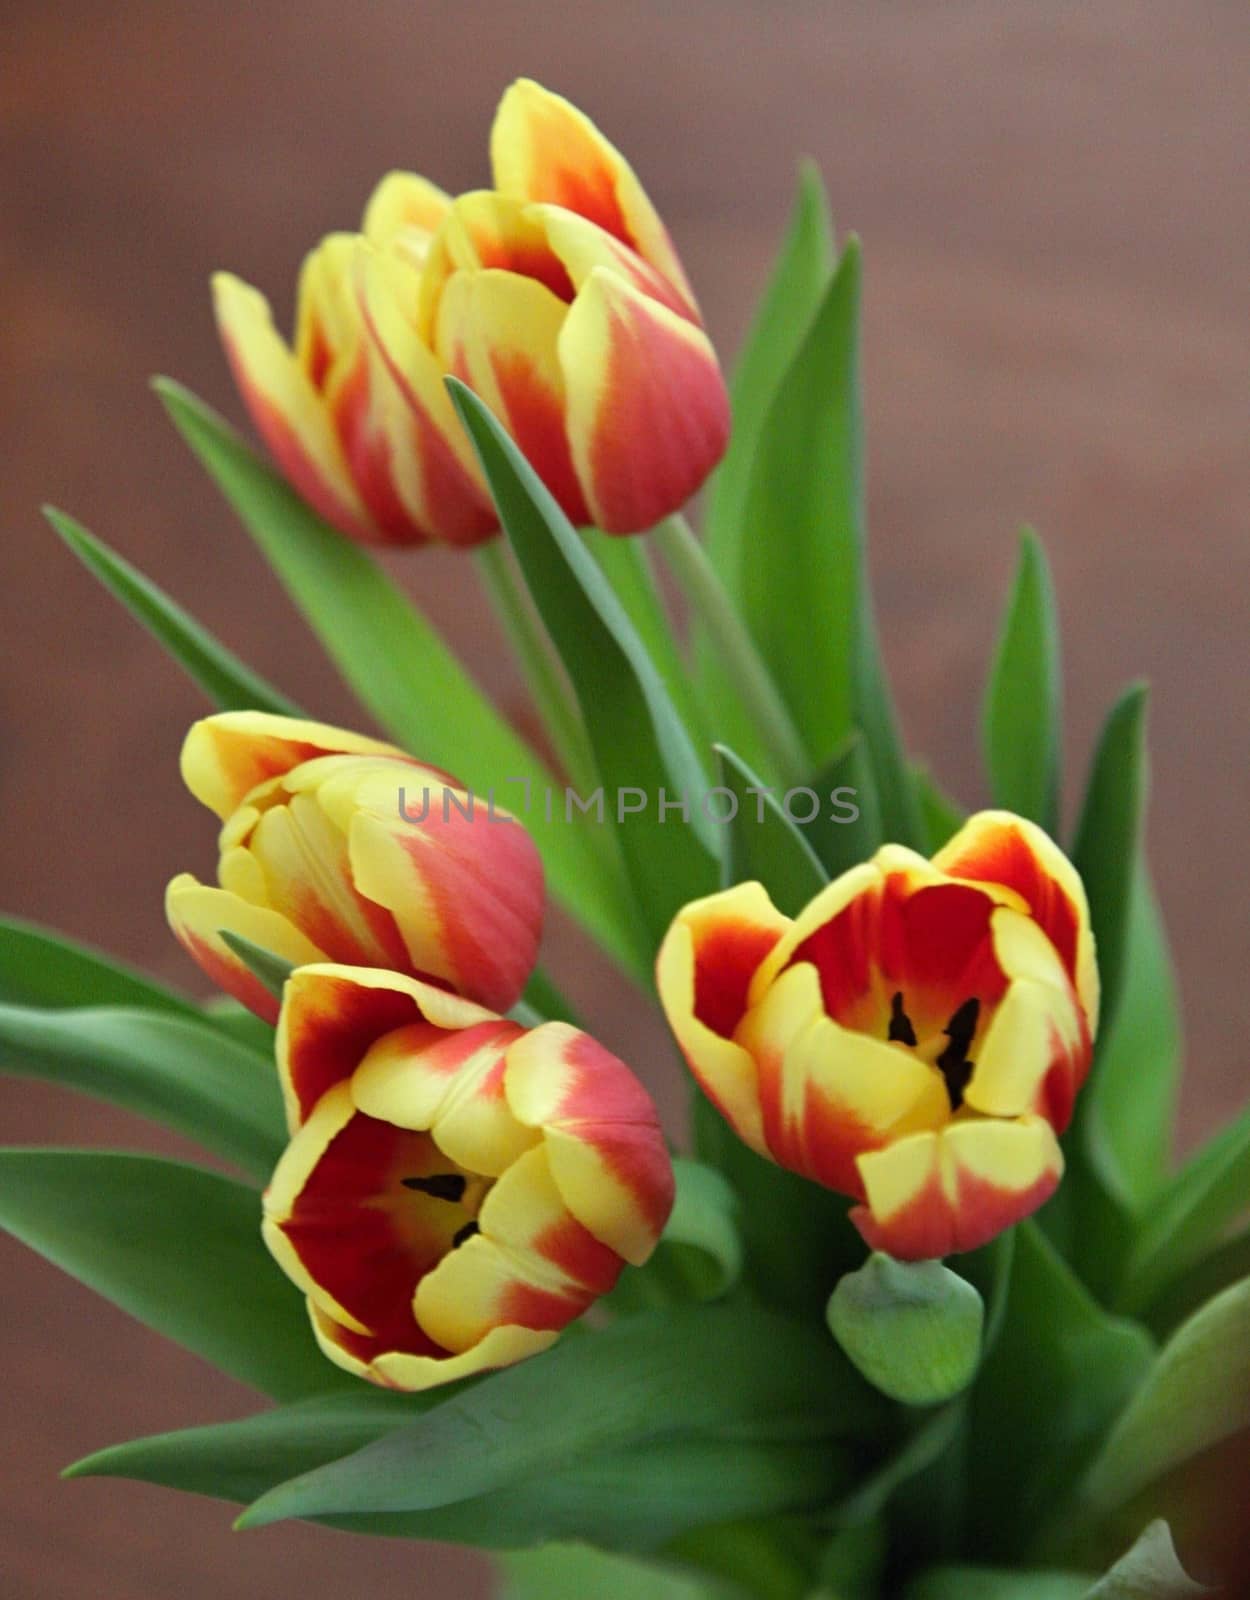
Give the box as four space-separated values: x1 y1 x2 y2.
7 73 1245 1600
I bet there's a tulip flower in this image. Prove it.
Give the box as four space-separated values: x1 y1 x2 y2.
657 812 1099 1261
262 964 674 1389
215 79 729 545
166 711 544 1024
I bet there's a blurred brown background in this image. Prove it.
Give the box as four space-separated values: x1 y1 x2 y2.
2 2 1247 1596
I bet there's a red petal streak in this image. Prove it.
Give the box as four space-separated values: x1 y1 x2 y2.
177 930 280 1025
327 352 433 547
692 918 784 1039
942 826 1081 991
499 1278 597 1332
531 1214 624 1293
488 346 589 526
753 1047 878 1198
851 1153 1060 1262
222 334 377 544
284 976 431 1123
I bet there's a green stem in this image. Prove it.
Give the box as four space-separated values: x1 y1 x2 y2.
475 539 597 793
653 513 808 782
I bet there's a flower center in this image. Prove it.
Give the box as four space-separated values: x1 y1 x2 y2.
887 991 980 1113
401 1169 490 1250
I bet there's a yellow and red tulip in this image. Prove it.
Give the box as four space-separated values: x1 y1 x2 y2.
262 964 674 1389
215 79 729 545
657 812 1099 1261
166 711 544 1023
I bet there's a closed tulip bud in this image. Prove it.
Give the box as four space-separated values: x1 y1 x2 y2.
166 712 544 1023
262 964 675 1389
215 80 729 546
657 813 1099 1261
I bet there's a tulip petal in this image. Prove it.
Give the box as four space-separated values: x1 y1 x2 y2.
966 908 1092 1133
347 787 546 1015
490 78 696 315
212 271 377 543
180 711 407 820
655 883 791 1153
354 246 498 546
434 267 589 527
277 964 494 1129
559 267 730 534
351 1018 538 1177
362 171 452 249
739 964 951 1196
414 1145 619 1354
935 811 1099 1034
504 1023 674 1264
311 1301 557 1391
852 1115 1063 1261
530 203 695 323
165 874 325 1024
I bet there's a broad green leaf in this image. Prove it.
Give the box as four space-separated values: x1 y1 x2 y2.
1117 1098 1250 1315
983 528 1061 833
966 1222 1155 1559
906 1568 1091 1600
47 508 301 716
75 1395 835 1554
585 527 712 775
447 379 718 943
156 378 644 982
698 163 835 774
0 913 195 1015
691 1090 865 1320
235 1302 875 1526
1081 1276 1250 1515
715 744 828 915
913 767 967 853
737 241 919 842
827 1254 984 1406
807 731 884 875
704 162 834 596
1071 684 1149 1041
0 1004 284 1181
201 996 278 1055
1083 1521 1210 1598
1083 865 1181 1211
668 1520 824 1600
833 1405 964 1529
219 931 294 1006
0 1150 350 1399
1142 1227 1250 1337
502 1545 744 1600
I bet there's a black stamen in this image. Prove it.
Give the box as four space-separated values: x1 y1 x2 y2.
936 998 980 1111
402 1173 467 1202
452 1220 480 1248
888 991 918 1046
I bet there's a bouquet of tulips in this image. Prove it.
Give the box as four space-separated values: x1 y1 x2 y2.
5 79 1246 1599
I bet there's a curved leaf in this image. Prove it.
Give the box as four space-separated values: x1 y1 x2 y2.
0 1004 284 1181
0 1150 349 1398
715 744 828 915
236 1302 875 1526
0 914 196 1016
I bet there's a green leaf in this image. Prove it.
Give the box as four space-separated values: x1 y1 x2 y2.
715 745 828 915
832 1404 965 1529
0 1005 284 1181
983 528 1061 833
737 241 919 842
1071 684 1149 1041
807 731 885 876
827 1255 984 1406
47 507 301 715
635 1157 743 1303
704 161 834 597
0 1150 349 1399
502 1545 744 1600
219 931 294 1006
698 164 835 773
1141 1226 1250 1337
585 527 712 775
201 996 278 1054
1081 1276 1250 1516
966 1222 1155 1559
906 1568 1092 1600
0 914 196 1015
446 378 718 943
1117 1098 1250 1315
1083 865 1181 1211
155 378 644 983
235 1302 874 1526
1083 1521 1211 1598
